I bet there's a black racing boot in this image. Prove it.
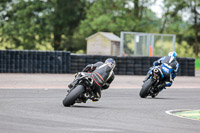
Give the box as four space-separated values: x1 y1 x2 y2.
92 92 101 102
157 82 166 91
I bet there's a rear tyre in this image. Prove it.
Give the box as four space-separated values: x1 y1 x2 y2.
63 85 85 107
139 79 154 98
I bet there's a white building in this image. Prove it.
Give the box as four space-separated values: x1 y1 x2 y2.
86 32 120 56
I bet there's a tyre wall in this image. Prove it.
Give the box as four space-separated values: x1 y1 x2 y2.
70 54 195 76
0 50 70 73
0 50 195 76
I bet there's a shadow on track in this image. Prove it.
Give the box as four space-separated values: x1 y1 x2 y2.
71 105 104 109
145 97 178 100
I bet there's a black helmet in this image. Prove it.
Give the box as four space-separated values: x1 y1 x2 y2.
105 58 116 69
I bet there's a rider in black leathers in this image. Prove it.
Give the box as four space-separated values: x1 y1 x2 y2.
69 58 116 101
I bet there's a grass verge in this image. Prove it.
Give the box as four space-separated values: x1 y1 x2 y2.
195 58 200 70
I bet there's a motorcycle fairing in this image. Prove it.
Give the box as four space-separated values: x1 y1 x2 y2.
161 63 173 74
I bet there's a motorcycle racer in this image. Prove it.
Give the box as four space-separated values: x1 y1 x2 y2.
68 58 116 101
143 51 179 91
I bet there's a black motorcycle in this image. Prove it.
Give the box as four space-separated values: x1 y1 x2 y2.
139 65 171 98
63 72 99 107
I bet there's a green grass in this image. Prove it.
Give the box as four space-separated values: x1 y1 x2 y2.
195 58 200 70
174 110 200 120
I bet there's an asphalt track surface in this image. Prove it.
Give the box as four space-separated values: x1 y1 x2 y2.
0 73 200 133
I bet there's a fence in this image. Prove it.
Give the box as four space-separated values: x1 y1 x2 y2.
0 50 195 76
120 32 176 56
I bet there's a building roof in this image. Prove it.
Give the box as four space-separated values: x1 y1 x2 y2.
86 32 121 42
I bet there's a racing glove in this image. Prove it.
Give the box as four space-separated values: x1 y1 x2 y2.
82 64 97 72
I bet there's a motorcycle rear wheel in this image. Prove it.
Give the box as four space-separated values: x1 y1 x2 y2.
139 78 154 98
63 85 85 107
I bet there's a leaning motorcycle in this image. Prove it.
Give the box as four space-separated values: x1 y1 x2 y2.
63 72 99 107
139 63 173 98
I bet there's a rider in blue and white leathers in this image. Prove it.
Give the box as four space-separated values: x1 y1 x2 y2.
144 51 179 90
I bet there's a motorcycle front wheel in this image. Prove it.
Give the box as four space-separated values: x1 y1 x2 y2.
139 78 154 98
63 85 85 107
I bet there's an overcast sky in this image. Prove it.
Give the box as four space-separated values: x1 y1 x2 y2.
150 0 164 18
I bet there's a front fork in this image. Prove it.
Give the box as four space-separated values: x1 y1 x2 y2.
149 77 160 94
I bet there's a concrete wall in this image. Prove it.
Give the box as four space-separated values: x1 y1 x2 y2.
111 41 120 56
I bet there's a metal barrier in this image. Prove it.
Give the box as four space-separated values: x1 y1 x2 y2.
120 32 176 57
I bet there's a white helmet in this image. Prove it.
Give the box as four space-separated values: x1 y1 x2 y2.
168 51 177 58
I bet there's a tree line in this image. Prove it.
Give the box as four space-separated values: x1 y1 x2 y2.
0 0 199 57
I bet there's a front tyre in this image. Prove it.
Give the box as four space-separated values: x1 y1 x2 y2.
139 78 154 98
63 85 85 107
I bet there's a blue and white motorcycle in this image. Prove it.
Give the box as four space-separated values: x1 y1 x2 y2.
139 63 174 98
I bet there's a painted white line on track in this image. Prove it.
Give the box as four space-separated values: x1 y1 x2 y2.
165 109 200 121
75 128 119 132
